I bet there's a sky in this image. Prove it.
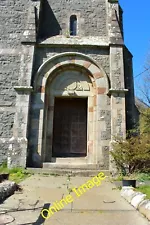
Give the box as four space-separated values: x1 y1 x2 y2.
119 0 150 98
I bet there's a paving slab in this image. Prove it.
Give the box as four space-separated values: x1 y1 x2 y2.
0 174 149 225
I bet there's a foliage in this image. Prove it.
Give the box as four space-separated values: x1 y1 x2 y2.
0 164 31 184
140 108 150 134
136 173 150 181
136 185 150 199
112 173 150 182
111 133 150 176
137 63 150 108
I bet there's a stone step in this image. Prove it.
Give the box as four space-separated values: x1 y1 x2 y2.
26 167 110 177
43 163 107 170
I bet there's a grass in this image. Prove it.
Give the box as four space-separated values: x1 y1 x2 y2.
136 185 150 199
0 163 31 184
111 172 150 199
111 173 150 182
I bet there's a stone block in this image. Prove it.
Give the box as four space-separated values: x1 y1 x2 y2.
101 130 111 140
0 181 17 202
83 61 91 68
89 107 93 112
97 87 106 94
143 201 150 220
7 137 27 168
131 193 146 209
121 187 139 203
96 77 106 88
138 200 150 220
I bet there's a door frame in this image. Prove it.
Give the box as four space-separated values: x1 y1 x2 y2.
43 92 95 164
52 97 88 157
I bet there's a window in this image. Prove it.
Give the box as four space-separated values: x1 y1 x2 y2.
70 15 77 36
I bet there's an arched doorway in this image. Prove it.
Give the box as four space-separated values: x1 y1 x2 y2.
44 65 95 163
32 52 109 167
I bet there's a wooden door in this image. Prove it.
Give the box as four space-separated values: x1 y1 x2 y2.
52 98 87 157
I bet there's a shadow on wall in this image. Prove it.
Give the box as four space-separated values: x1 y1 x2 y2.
38 0 62 40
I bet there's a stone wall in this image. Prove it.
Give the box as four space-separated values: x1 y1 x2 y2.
0 0 30 164
32 46 110 81
0 0 30 48
28 49 111 169
0 52 21 165
39 0 107 39
0 0 136 170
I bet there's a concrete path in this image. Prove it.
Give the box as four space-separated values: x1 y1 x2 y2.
0 174 149 225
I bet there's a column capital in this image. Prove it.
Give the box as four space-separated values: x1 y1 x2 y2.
108 88 128 95
14 86 33 93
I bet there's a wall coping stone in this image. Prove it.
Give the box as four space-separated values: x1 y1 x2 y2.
121 187 150 221
38 36 109 47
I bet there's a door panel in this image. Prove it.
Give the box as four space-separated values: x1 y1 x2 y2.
52 98 87 157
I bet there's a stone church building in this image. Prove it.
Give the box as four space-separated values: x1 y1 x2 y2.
0 0 137 172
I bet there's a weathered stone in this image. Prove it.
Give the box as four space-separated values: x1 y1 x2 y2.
121 187 139 203
138 200 150 220
121 187 150 220
7 137 27 168
0 180 17 202
0 0 137 171
131 193 146 209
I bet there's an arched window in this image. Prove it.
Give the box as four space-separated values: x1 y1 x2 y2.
70 15 77 36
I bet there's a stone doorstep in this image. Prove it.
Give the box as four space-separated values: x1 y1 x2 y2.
43 163 101 169
121 187 150 221
26 167 110 177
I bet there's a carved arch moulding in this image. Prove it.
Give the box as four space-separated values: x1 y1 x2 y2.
34 52 110 94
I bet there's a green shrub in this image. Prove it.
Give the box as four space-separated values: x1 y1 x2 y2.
137 173 150 181
111 134 150 175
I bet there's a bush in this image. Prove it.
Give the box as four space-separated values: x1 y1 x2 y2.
140 108 150 134
111 133 150 175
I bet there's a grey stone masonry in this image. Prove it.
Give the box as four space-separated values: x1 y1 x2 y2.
0 1 38 166
0 0 137 171
38 0 108 39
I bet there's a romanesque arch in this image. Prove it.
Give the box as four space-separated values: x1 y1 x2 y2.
30 52 110 166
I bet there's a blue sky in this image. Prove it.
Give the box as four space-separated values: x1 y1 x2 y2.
119 0 150 98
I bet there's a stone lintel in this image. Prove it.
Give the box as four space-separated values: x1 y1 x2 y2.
14 86 33 93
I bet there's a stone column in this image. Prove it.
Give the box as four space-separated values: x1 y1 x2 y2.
8 87 33 168
109 45 128 175
8 46 35 168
